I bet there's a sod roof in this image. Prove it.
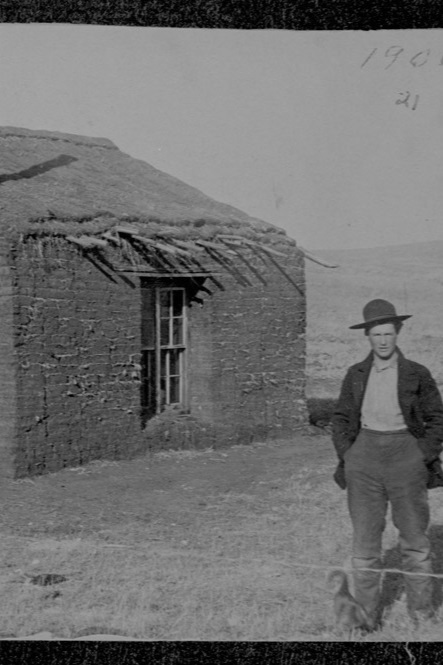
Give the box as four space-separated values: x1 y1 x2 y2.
0 127 293 246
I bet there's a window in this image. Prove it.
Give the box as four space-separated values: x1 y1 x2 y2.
141 282 187 424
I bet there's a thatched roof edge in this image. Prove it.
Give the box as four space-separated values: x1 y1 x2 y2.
0 127 298 251
4 214 297 250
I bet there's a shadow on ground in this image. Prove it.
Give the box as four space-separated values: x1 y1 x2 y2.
380 524 443 615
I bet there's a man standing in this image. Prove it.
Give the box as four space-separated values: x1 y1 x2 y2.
332 298 443 627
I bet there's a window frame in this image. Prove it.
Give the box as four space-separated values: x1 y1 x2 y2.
157 286 187 410
141 279 189 425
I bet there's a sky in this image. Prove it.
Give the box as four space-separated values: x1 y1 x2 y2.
0 25 443 250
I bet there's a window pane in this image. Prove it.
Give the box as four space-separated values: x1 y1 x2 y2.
160 350 167 378
160 290 171 317
160 318 170 346
170 376 180 403
160 349 167 405
172 318 183 346
169 349 181 375
160 377 167 407
172 289 184 317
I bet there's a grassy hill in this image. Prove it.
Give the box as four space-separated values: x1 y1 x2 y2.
305 240 443 397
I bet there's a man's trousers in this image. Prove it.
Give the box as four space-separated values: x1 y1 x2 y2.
344 428 433 622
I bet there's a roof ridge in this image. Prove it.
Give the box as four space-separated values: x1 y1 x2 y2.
0 127 116 150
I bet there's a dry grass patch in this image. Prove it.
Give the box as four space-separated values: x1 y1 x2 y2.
0 441 443 640
305 242 443 398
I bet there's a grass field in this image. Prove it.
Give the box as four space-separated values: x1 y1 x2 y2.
2 240 443 641
306 240 443 398
1 438 443 642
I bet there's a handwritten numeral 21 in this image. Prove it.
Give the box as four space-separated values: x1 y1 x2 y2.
395 91 419 110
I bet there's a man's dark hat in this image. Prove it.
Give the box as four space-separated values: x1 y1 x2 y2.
349 299 412 330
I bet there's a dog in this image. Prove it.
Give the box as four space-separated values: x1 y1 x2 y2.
327 569 374 633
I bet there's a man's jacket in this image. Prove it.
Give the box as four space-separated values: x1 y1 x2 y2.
332 349 443 490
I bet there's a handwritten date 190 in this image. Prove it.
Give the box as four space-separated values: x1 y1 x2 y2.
361 47 440 70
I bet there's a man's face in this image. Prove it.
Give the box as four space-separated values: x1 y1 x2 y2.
367 322 398 360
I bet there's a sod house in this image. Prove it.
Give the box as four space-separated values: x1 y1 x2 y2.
0 126 307 478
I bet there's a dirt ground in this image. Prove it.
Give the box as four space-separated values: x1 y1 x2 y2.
3 431 443 642
0 429 332 541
